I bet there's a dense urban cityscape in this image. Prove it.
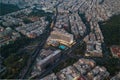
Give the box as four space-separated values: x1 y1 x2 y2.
0 0 120 80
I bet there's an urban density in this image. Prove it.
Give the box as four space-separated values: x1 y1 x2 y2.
0 0 120 79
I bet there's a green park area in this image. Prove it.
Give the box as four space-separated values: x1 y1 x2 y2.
99 14 120 46
99 14 120 76
0 37 31 78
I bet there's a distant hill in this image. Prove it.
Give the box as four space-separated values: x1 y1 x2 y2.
0 0 39 8
0 3 20 16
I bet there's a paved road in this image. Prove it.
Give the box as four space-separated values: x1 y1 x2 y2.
19 1 94 79
37 33 87 79
18 30 51 79
35 6 92 79
19 4 59 79
34 2 119 79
